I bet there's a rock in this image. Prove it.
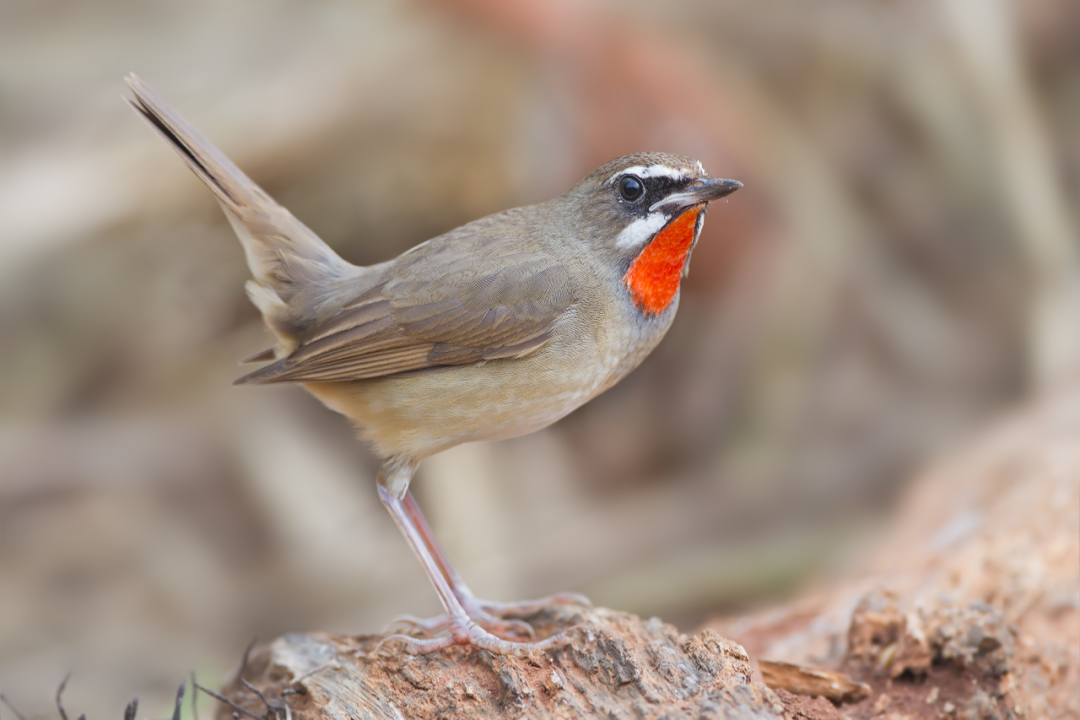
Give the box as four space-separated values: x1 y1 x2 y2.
772 689 848 720
890 610 932 678
848 590 903 666
212 606 786 720
708 389 1080 719
846 600 1015 681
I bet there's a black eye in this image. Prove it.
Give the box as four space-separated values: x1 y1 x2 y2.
618 175 644 202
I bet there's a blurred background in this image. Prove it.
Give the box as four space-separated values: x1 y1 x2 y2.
1 0 1078 715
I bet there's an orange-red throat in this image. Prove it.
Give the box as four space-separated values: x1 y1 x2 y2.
623 208 701 316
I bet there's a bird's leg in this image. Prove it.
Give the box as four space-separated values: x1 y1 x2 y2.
379 488 532 643
374 465 577 656
387 491 533 639
400 491 589 629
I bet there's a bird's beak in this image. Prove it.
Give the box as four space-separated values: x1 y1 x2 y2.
650 177 743 213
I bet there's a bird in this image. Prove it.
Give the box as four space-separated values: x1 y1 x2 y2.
125 74 741 656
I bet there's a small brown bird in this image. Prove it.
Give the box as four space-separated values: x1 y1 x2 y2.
126 74 740 655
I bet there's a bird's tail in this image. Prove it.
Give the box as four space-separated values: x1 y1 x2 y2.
125 74 354 348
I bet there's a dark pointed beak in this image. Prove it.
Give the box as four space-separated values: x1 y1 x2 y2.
649 177 743 213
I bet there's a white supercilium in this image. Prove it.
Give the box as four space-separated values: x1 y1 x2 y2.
608 165 689 184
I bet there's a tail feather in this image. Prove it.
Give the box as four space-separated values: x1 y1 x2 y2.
125 74 355 346
125 79 257 209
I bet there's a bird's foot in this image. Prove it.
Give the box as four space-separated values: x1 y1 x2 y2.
384 609 535 640
375 616 580 656
474 591 592 619
383 591 591 640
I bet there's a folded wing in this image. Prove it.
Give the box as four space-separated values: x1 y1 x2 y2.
236 235 574 384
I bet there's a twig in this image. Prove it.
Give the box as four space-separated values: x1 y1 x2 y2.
56 673 71 720
1 693 28 720
190 673 199 720
172 682 186 720
239 680 281 720
237 637 258 682
191 683 263 720
293 660 337 684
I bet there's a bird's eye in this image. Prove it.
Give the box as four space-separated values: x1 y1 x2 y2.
618 175 644 202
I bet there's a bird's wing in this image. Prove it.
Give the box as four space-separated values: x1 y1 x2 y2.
235 235 575 384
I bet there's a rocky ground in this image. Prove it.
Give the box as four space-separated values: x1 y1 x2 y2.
197 388 1077 719
711 387 1080 719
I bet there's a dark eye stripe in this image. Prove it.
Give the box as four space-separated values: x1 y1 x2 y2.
645 176 684 196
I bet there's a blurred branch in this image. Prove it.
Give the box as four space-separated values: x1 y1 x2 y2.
0 694 28 720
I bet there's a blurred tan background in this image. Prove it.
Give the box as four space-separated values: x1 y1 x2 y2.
1 0 1078 715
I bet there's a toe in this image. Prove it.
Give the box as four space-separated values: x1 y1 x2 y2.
480 591 592 618
374 632 456 655
382 613 450 635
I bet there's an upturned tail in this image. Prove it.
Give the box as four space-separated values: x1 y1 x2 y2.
125 74 356 351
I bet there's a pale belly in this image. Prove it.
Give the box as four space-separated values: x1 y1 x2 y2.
303 298 676 461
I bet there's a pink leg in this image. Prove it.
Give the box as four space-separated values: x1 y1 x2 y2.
384 490 590 640
389 492 535 638
404 492 590 613
376 483 578 656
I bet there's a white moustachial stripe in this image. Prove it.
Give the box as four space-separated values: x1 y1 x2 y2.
615 211 668 250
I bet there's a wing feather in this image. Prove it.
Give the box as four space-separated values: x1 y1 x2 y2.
235 236 574 385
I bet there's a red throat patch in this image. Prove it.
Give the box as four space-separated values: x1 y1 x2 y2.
623 208 701 316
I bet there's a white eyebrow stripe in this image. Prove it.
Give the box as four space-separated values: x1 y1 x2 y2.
608 164 690 184
615 212 668 250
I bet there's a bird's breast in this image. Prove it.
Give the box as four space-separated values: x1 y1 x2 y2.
305 277 678 461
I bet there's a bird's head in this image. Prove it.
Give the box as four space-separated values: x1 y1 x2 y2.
571 152 741 317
